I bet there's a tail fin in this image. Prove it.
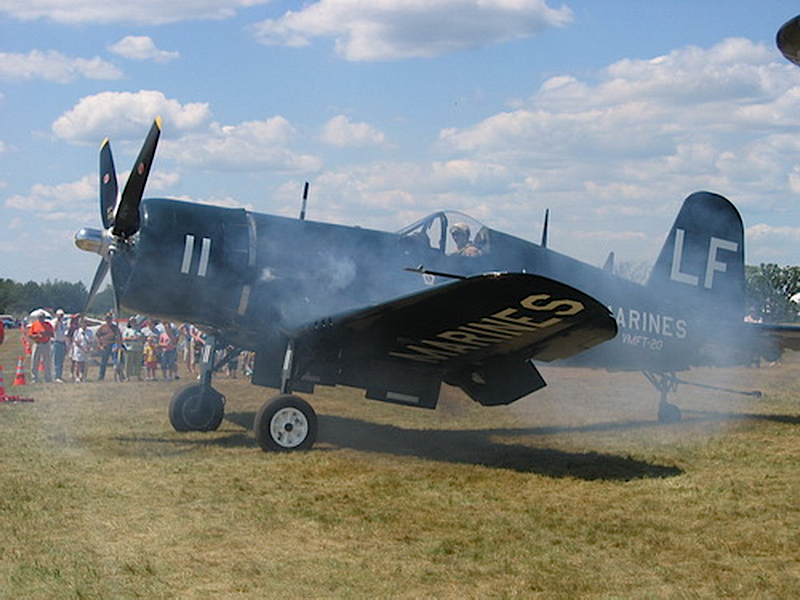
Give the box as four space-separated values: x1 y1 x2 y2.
648 191 745 318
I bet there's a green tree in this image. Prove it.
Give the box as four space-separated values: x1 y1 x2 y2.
745 263 800 323
0 278 88 316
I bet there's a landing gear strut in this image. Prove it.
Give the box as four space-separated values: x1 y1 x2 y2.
643 372 682 423
252 340 318 452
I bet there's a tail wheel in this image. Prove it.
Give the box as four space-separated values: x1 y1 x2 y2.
254 394 317 452
169 384 225 432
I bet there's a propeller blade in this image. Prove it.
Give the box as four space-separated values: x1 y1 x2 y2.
112 116 162 238
100 138 118 230
82 259 109 316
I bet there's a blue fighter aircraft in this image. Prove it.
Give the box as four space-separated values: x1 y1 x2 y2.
75 119 799 452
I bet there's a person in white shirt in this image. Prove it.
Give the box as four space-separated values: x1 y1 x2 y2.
51 309 70 383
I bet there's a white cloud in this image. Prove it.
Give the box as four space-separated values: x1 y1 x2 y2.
5 175 94 213
163 118 322 173
52 92 322 174
109 36 179 63
320 115 386 148
52 90 211 142
252 0 573 61
294 38 800 268
0 50 122 83
748 223 800 242
438 38 800 202
746 223 800 265
0 0 272 25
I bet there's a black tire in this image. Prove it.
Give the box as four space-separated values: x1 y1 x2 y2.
658 401 682 423
254 394 317 452
169 384 225 432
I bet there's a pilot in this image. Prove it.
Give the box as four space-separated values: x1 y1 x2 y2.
450 222 482 257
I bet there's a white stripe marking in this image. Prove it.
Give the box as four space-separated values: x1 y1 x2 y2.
181 235 195 274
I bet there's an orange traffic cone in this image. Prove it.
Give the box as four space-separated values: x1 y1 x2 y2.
13 356 26 386
1 362 34 403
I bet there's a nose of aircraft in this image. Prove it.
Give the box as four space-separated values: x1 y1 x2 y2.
75 227 107 256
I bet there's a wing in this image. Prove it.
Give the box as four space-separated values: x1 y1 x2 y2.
285 272 617 407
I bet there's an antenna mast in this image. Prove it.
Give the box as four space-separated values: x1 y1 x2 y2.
299 182 310 220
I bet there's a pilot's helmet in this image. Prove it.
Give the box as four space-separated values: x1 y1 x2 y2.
450 222 471 238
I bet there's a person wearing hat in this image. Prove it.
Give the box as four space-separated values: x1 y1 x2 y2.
449 222 482 257
28 312 54 383
51 309 70 383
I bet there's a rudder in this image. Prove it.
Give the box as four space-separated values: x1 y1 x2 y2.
647 191 745 319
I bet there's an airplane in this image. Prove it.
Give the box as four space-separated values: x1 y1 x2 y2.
75 118 800 452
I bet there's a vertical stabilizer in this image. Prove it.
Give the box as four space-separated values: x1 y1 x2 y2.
647 191 745 319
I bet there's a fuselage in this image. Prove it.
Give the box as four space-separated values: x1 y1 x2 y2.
105 196 753 374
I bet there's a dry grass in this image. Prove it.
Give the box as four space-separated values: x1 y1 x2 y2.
1 337 799 598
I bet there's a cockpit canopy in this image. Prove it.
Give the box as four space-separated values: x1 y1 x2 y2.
397 211 490 257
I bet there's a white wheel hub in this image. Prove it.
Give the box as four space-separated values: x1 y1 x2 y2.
269 406 309 449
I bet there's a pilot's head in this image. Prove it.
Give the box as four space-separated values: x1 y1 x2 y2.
450 222 471 248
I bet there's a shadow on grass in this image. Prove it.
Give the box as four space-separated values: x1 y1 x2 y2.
113 432 257 451
683 410 800 426
224 411 682 481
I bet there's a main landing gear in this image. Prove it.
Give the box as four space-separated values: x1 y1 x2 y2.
253 339 318 452
167 337 319 452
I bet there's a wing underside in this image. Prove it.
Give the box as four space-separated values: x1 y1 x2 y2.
279 272 617 408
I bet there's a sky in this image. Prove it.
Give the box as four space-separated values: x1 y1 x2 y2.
1 1 800 286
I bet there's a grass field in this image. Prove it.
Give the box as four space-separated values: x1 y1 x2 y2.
1 336 799 598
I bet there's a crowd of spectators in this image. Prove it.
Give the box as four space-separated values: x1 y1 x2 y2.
15 310 252 384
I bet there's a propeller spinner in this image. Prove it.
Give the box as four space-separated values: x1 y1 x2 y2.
75 117 162 315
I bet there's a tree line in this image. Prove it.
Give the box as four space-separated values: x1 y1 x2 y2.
0 279 114 317
745 263 800 323
1 263 799 322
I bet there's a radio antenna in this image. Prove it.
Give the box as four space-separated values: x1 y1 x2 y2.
299 182 310 220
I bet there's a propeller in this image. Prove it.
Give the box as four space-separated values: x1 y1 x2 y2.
76 117 162 316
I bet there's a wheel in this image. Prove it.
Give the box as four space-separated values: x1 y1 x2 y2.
169 384 225 432
658 400 682 423
254 394 318 452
